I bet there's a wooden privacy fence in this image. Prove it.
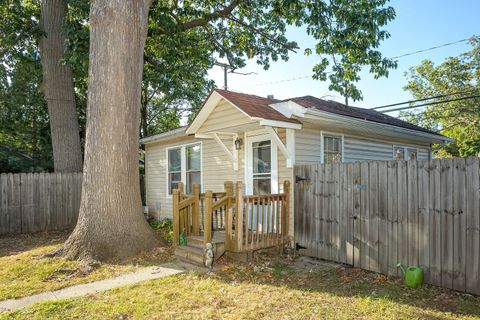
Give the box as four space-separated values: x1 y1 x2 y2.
0 173 82 235
172 181 290 253
294 157 480 295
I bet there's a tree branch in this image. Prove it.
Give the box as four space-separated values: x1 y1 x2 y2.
225 16 298 53
178 0 240 30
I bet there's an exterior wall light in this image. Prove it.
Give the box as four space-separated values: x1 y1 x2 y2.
234 138 242 150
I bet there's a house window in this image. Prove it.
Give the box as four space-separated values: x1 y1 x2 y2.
167 143 201 194
323 134 343 164
393 146 418 160
186 144 201 194
394 146 405 160
168 148 182 194
252 141 271 195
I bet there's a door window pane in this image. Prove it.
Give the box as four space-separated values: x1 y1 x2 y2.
253 177 271 195
252 141 271 195
253 141 271 174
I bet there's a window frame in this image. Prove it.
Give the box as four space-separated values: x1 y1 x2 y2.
320 131 344 164
392 145 418 161
166 142 202 195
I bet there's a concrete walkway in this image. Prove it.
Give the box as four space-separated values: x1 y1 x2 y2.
0 261 198 312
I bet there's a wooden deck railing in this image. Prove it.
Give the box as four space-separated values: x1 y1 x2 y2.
172 181 290 253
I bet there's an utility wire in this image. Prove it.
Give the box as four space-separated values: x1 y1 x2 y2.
372 88 480 110
389 37 471 59
379 94 480 113
239 35 476 88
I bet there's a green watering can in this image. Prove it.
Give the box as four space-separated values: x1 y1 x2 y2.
179 232 187 246
397 263 423 288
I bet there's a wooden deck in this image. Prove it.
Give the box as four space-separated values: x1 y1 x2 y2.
172 181 290 264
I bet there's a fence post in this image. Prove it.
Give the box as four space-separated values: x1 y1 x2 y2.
283 180 290 243
192 182 200 236
224 181 234 250
204 191 213 244
235 182 244 251
172 189 180 246
178 182 184 197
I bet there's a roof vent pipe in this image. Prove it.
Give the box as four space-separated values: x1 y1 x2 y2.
267 94 274 99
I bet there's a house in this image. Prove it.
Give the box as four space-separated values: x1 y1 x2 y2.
141 89 453 262
140 89 450 225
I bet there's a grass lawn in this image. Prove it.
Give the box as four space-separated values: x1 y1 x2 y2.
0 221 174 301
2 253 479 320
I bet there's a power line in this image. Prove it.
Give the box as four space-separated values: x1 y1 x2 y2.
371 88 480 110
379 94 480 113
238 35 476 88
389 37 471 60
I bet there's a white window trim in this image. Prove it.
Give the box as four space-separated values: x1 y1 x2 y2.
393 145 418 160
244 133 278 195
166 142 203 195
320 131 344 164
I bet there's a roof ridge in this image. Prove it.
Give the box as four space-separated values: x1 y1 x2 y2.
214 88 280 103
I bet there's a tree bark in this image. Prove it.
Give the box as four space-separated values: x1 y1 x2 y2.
60 0 159 261
38 0 83 172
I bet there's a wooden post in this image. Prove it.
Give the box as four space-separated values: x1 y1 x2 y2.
192 183 200 235
172 189 180 246
177 182 184 197
224 181 234 249
235 182 244 251
204 191 213 244
283 180 290 243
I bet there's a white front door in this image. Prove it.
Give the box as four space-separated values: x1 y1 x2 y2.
245 133 278 195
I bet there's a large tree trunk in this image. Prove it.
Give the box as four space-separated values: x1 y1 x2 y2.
60 0 159 261
38 0 83 172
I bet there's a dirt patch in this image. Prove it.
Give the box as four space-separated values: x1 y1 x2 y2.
0 231 70 257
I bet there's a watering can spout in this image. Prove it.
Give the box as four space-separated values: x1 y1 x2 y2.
397 263 406 275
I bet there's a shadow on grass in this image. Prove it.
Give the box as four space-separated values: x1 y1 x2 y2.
0 231 71 258
211 254 480 319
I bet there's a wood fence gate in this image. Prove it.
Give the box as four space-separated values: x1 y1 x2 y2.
294 157 480 295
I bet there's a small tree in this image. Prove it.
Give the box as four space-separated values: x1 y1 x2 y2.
402 36 480 157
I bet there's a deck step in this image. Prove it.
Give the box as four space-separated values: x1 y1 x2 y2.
174 245 204 266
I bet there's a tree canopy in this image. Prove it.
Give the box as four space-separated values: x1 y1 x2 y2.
401 37 480 157
1 0 398 172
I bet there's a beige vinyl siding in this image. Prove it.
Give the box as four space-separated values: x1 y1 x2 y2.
197 100 251 133
295 124 432 164
202 137 244 192
145 135 198 220
295 123 321 164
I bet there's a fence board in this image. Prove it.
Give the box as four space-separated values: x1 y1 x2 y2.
0 172 82 235
418 160 430 283
294 157 480 295
465 157 480 294
352 162 361 267
453 158 466 291
368 161 379 272
441 159 454 289
387 161 398 276
377 161 388 274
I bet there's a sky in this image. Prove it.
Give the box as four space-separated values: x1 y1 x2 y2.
207 0 480 109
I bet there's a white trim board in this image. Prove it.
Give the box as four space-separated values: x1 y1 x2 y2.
245 133 278 195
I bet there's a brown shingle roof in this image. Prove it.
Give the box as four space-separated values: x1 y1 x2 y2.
214 89 300 124
291 95 442 135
